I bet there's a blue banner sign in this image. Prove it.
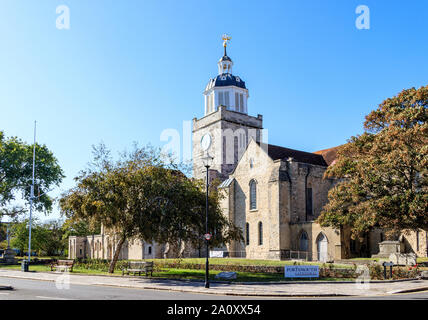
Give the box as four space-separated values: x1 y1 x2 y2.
284 265 319 278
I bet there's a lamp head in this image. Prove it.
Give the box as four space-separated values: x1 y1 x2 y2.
202 153 214 168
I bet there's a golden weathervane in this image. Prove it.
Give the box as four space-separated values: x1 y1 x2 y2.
222 34 231 48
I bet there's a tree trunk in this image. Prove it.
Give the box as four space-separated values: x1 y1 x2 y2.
108 234 126 273
178 240 185 258
163 242 170 259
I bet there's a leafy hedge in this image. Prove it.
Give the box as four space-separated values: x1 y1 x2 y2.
74 258 129 272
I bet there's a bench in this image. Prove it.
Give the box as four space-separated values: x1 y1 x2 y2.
51 259 75 272
122 261 153 277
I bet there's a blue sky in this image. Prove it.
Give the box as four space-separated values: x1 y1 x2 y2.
1 0 427 222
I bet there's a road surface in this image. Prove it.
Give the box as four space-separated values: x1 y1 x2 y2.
0 278 428 300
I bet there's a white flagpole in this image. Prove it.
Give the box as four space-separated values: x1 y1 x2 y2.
28 121 36 263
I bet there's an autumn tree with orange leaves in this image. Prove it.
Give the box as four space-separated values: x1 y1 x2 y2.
317 86 428 239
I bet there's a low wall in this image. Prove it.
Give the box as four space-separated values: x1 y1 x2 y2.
155 261 357 278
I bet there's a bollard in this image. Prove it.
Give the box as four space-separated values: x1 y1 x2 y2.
382 261 394 279
21 260 29 272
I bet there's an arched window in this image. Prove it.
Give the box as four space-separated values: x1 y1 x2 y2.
246 223 250 246
258 222 263 245
299 232 309 251
250 179 257 210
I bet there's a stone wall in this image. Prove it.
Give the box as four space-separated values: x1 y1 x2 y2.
289 223 342 261
400 229 428 257
69 235 163 260
225 139 343 261
230 139 276 259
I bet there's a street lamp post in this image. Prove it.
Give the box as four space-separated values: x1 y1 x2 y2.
202 154 213 289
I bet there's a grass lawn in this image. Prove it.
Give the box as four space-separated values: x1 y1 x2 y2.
347 257 380 261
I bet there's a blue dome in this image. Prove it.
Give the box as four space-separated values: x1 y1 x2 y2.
219 55 232 62
206 73 246 90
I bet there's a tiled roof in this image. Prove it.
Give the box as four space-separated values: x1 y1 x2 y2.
313 146 341 166
266 143 328 166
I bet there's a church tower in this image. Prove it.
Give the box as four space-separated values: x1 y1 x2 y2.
193 35 263 180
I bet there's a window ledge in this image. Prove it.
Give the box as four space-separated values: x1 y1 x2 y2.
249 209 258 212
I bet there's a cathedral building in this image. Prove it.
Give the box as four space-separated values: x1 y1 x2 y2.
69 37 427 262
191 37 427 262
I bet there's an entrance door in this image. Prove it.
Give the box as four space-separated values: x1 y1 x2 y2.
317 234 328 262
144 244 154 259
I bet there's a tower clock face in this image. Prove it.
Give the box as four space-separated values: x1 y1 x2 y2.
201 133 212 151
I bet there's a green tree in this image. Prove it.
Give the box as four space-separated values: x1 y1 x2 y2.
9 219 66 256
60 144 242 273
10 219 32 254
0 131 64 218
36 220 66 256
0 223 7 249
317 86 428 238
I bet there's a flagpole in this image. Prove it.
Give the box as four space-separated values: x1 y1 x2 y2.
28 121 36 263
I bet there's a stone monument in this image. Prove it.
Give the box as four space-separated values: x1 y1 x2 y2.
372 240 404 259
1 223 17 264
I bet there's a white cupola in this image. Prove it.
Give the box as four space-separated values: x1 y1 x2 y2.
203 35 249 116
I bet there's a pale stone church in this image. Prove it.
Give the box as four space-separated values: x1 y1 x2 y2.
69 38 427 262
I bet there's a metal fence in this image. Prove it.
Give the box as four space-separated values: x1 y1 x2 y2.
281 250 334 263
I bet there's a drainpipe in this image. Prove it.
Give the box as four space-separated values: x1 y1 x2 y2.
286 158 293 224
304 166 310 222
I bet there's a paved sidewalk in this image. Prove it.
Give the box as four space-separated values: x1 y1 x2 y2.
0 269 427 297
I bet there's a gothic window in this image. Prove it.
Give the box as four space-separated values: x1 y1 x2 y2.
246 223 250 245
250 179 257 210
258 222 263 245
299 232 309 251
148 246 152 255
